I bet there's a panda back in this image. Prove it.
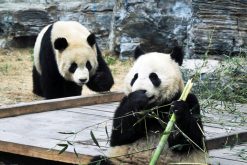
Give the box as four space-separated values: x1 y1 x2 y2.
33 24 52 74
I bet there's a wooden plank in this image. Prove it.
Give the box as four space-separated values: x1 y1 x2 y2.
63 108 114 118
209 143 247 165
0 92 124 118
0 106 113 146
203 124 246 139
0 140 92 164
0 98 246 164
206 131 247 150
82 104 118 112
0 106 113 164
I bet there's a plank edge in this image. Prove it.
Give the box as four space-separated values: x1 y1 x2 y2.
0 140 92 164
0 92 124 119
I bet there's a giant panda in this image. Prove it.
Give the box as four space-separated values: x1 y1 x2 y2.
89 46 207 164
32 21 114 99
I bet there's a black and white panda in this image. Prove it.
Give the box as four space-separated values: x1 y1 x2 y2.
32 21 114 99
89 46 207 164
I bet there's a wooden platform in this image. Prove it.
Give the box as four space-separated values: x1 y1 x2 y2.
0 92 246 164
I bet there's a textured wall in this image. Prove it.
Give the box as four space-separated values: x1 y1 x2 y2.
0 0 114 49
110 0 192 59
188 0 247 58
0 0 247 58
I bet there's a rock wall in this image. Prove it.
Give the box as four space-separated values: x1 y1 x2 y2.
188 0 247 58
111 0 192 59
0 0 247 58
0 0 114 49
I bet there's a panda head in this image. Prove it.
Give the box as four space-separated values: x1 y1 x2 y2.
124 46 184 104
53 27 98 86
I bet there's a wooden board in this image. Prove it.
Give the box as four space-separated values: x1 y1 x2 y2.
0 92 124 118
0 102 118 164
209 144 247 165
0 94 246 164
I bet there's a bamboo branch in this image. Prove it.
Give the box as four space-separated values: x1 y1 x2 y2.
149 79 193 165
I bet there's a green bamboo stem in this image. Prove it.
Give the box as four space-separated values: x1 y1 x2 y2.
149 79 193 165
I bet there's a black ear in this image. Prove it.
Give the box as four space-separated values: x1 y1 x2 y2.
87 33 96 47
134 46 145 60
170 46 184 66
54 38 68 51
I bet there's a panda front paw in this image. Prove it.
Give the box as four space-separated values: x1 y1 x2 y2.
87 72 114 92
170 100 190 121
128 90 149 110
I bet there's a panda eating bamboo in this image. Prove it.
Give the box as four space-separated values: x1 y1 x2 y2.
89 46 207 165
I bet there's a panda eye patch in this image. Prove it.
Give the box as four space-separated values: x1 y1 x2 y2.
130 73 138 86
149 72 161 87
69 62 77 73
86 61 92 71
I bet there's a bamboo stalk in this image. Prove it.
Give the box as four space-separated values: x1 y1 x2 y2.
149 79 193 165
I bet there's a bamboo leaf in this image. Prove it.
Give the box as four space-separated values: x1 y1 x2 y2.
58 144 68 154
58 131 75 135
67 141 73 145
105 125 109 139
57 143 67 147
74 148 79 158
90 130 100 148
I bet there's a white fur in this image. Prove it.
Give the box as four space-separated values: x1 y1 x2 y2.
33 21 98 85
124 52 184 103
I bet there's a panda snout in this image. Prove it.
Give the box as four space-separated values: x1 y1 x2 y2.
138 90 155 101
139 90 147 93
79 78 87 84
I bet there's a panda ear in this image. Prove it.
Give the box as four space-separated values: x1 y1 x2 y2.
170 46 184 66
54 38 68 51
87 33 96 47
134 46 145 60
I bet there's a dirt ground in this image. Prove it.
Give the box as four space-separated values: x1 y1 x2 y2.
0 48 132 106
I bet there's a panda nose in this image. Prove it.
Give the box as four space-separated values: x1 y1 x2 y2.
139 90 147 93
79 79 87 83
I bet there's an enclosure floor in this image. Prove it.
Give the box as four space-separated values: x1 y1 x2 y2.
0 102 246 164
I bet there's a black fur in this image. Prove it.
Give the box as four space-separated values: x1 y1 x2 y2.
130 73 138 86
89 91 204 164
110 90 151 146
170 46 184 66
149 72 161 87
32 24 114 99
86 44 114 92
87 33 96 47
134 46 145 59
32 66 43 96
54 37 68 51
110 91 204 152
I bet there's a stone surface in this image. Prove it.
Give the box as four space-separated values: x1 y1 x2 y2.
0 0 114 48
111 0 192 58
0 0 247 57
188 0 247 58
